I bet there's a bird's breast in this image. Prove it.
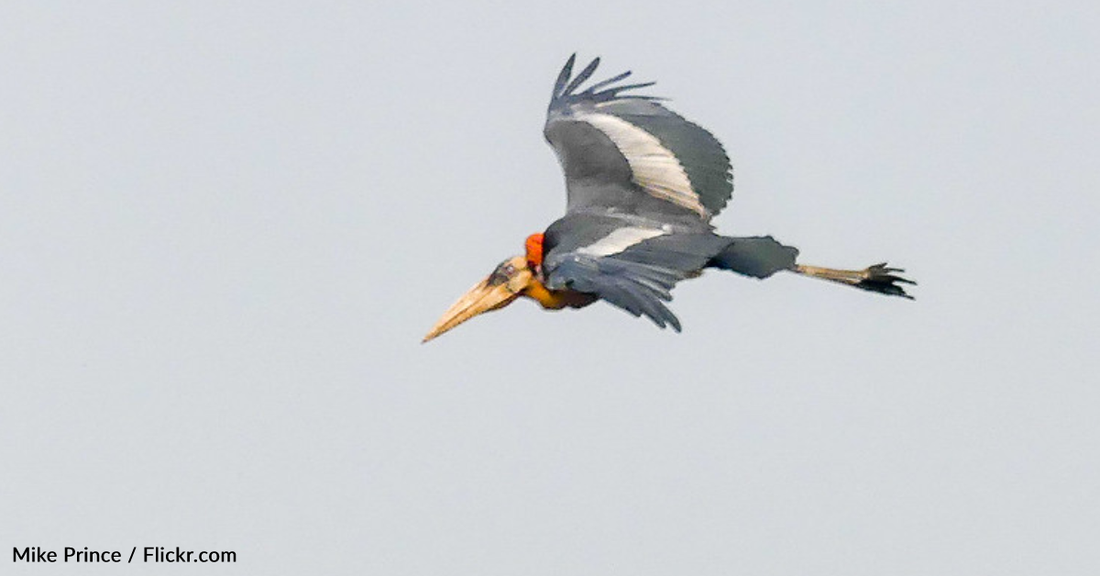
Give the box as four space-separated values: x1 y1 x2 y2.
522 279 597 310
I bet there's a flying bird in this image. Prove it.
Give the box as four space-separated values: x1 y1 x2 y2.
423 55 914 342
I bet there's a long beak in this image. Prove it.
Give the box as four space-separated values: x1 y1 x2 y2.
422 277 521 343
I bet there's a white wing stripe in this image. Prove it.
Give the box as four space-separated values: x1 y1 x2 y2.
576 112 707 217
576 227 667 257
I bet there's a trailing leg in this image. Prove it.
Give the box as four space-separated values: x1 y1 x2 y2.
793 262 915 299
710 236 915 299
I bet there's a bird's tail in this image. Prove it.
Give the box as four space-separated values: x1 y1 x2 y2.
709 236 800 278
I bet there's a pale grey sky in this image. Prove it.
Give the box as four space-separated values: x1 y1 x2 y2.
2 1 1098 575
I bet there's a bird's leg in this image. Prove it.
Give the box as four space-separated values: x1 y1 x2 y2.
794 262 916 299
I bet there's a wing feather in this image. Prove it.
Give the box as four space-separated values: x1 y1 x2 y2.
544 55 733 222
542 214 732 331
583 69 633 94
561 56 602 99
551 53 576 100
548 255 682 330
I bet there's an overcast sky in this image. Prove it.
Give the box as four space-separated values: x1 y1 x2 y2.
2 1 1098 575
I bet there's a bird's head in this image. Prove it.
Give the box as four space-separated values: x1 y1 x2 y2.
421 254 533 343
422 233 548 343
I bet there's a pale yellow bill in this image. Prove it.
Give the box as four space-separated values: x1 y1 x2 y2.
421 277 521 343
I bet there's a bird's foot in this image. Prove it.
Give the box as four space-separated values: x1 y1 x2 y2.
795 262 916 299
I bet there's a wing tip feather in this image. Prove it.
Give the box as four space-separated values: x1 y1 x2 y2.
552 53 577 99
549 53 658 111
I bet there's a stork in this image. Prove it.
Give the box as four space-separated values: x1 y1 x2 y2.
423 55 914 342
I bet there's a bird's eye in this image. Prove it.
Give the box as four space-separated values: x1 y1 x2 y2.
487 261 516 286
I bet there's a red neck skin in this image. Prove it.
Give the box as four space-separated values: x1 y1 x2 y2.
525 233 544 273
521 232 597 310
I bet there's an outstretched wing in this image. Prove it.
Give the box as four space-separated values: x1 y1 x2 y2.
541 213 732 331
544 54 733 223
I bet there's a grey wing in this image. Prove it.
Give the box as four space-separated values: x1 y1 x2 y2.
547 255 686 330
542 217 732 330
544 54 734 223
